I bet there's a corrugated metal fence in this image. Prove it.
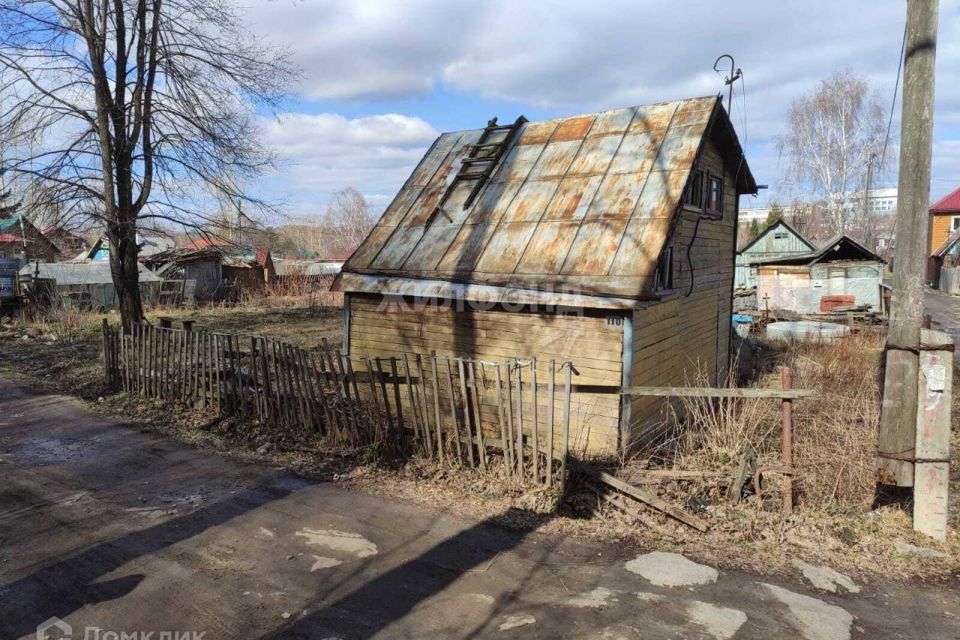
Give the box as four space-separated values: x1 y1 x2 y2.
101 320 573 486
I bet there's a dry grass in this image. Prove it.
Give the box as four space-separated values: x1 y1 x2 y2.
635 330 885 513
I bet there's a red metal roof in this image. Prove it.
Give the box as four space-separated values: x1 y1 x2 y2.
0 233 22 243
184 237 230 250
930 186 960 213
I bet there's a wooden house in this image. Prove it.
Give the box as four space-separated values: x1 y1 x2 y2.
752 235 885 315
928 186 960 255
333 96 757 454
0 214 60 263
735 219 814 289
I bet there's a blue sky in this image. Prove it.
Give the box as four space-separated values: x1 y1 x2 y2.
247 0 960 221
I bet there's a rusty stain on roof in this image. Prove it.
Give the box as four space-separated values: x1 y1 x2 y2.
341 95 755 300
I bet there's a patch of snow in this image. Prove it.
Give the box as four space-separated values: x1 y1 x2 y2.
295 528 378 558
763 583 853 640
791 560 860 594
624 552 719 587
310 555 343 571
685 600 748 640
498 614 536 631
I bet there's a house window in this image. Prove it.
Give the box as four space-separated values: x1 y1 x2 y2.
685 170 705 209
706 175 723 215
773 232 787 240
951 216 960 233
656 246 674 291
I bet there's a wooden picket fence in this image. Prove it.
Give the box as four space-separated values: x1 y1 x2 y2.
101 320 574 486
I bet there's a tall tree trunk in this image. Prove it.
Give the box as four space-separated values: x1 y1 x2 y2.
108 214 143 333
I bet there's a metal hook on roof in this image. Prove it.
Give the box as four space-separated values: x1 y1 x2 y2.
713 54 742 115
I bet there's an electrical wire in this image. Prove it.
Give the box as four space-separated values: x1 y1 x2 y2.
880 24 907 170
738 70 748 148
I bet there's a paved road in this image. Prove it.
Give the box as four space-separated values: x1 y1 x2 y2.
1 377 957 640
925 287 960 362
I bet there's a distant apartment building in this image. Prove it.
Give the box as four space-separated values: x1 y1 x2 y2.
839 188 898 216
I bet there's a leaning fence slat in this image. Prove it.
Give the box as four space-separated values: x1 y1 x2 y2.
494 364 511 475
341 354 363 443
375 357 392 433
504 362 516 474
457 358 475 467
293 345 310 433
415 354 434 457
249 337 262 422
468 362 486 470
560 363 572 496
444 357 463 463
401 354 422 444
515 362 524 478
547 360 556 487
388 358 404 435
531 358 539 483
309 351 333 436
430 354 443 464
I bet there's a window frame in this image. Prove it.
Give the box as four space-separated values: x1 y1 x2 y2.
655 245 675 292
705 173 724 216
684 169 705 210
951 215 960 233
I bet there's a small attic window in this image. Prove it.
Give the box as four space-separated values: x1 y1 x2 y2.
706 175 723 215
655 246 674 291
773 231 787 240
685 170 705 209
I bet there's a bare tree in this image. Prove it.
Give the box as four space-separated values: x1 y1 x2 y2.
0 0 292 329
322 187 374 256
778 71 886 241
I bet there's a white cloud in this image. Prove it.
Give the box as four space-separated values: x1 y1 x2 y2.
245 0 960 208
259 112 439 216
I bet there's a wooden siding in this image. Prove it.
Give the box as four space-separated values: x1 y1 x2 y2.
929 213 957 255
348 293 625 453
628 138 738 441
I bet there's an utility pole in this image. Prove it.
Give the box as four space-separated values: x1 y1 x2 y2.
877 0 938 491
862 154 874 247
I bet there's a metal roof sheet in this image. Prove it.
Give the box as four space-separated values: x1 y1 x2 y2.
340 95 755 299
21 261 162 285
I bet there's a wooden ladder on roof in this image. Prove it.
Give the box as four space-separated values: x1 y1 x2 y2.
432 115 527 220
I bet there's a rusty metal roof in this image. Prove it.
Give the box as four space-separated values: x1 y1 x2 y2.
339 95 755 300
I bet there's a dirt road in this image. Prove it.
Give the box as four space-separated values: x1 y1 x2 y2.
1 376 957 640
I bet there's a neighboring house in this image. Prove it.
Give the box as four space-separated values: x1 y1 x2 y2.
41 226 88 257
142 246 270 302
254 248 276 284
19 260 162 310
333 95 757 453
928 186 960 255
929 233 960 293
0 214 60 263
735 218 815 289
751 235 885 315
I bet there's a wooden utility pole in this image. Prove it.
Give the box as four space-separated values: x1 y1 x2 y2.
877 0 938 489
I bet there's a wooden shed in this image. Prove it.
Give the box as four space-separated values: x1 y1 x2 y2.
735 219 814 289
333 96 756 454
752 235 885 315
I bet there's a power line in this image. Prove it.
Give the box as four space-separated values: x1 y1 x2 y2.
738 70 748 147
880 23 907 170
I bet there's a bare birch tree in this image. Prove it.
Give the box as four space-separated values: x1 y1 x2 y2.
0 0 292 329
322 187 374 256
778 71 886 240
